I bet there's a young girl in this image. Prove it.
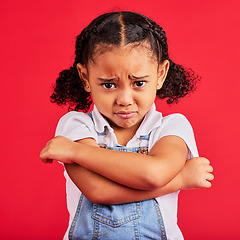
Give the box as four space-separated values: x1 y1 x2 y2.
40 11 214 240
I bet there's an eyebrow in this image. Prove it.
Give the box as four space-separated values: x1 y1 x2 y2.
97 77 117 82
97 75 149 81
131 75 149 80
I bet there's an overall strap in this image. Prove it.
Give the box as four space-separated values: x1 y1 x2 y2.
87 111 107 136
139 132 151 141
87 111 93 120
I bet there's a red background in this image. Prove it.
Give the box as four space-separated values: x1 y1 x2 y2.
1 0 239 239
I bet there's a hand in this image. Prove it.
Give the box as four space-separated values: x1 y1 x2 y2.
181 157 214 189
40 136 77 164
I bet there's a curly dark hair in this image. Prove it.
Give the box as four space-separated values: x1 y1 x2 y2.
51 11 200 112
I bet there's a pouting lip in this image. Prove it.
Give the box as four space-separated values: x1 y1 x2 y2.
114 111 137 119
114 110 138 115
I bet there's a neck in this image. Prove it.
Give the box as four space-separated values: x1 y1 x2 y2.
113 127 137 146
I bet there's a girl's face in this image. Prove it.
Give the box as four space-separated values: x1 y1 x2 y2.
78 44 169 134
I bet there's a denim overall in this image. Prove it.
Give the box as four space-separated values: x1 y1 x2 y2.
68 114 167 240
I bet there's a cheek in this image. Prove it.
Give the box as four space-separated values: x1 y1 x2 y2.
91 92 112 110
140 87 157 102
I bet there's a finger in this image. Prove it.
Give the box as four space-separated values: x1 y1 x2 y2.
202 158 210 164
41 157 53 164
40 150 52 163
206 165 214 173
204 180 212 189
39 149 47 161
45 159 53 164
206 172 214 181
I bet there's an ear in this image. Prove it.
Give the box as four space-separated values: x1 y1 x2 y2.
156 60 170 90
76 63 91 92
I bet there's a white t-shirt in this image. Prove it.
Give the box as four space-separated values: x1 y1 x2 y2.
55 103 198 240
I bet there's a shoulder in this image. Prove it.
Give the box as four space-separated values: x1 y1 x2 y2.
163 113 189 123
57 111 92 127
150 113 198 157
160 113 193 135
55 111 97 141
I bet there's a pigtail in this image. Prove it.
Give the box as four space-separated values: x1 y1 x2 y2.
148 22 200 103
157 62 200 104
50 66 92 112
50 27 93 112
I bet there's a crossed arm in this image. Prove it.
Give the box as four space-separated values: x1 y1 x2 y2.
40 135 214 205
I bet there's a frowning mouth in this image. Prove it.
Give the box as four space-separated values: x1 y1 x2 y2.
115 111 137 119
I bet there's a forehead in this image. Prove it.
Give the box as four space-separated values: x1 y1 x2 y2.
89 43 158 70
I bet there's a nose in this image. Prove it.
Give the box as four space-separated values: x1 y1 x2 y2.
116 88 134 106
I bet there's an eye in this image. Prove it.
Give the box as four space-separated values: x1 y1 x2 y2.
133 81 146 88
102 83 116 89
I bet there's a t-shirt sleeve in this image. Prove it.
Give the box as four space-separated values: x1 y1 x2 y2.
152 113 199 159
55 111 97 142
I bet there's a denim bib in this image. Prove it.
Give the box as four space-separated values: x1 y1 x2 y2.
68 113 167 240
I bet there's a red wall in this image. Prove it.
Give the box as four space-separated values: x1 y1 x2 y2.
1 0 239 239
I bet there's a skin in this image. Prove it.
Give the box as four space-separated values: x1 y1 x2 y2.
41 137 213 204
40 43 214 204
79 44 168 145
